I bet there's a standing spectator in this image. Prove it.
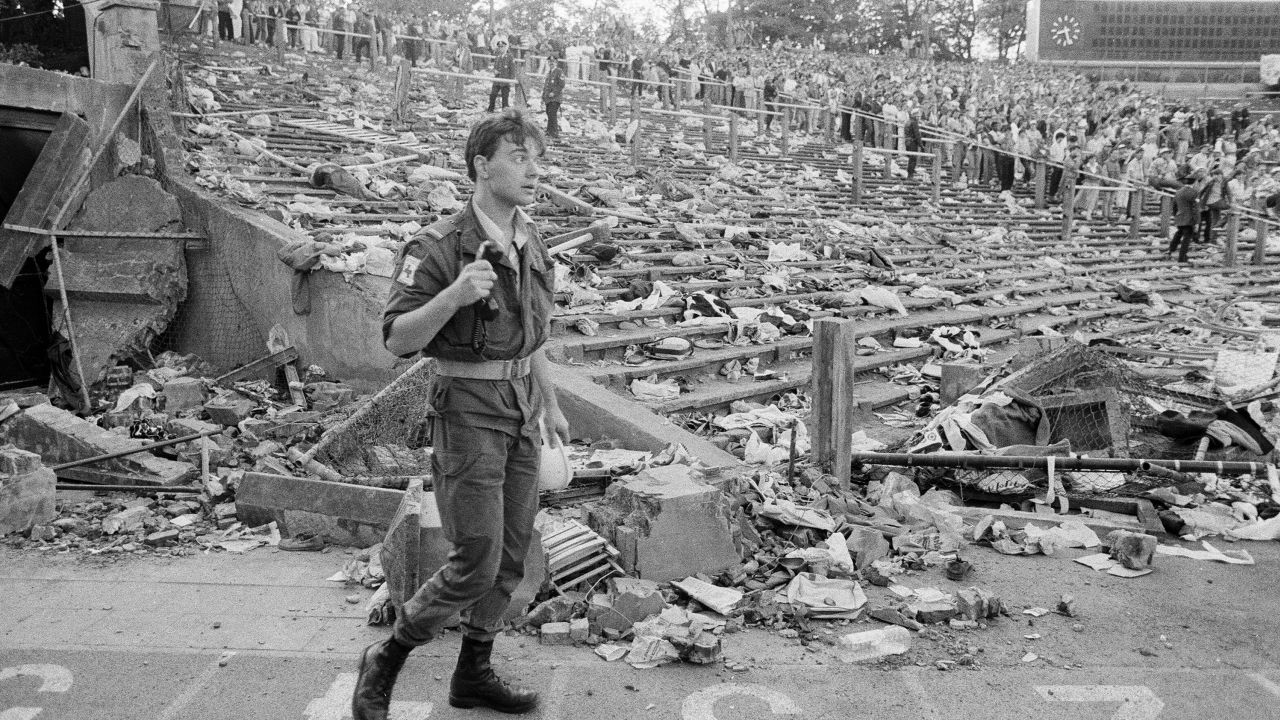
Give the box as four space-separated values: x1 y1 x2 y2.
240 0 257 43
487 38 515 112
543 58 565 139
762 73 779 132
217 0 234 41
904 108 923 178
301 4 319 52
284 0 300 48
1231 103 1251 141
1198 165 1227 245
1168 173 1200 262
331 4 348 59
375 10 392 62
404 16 422 67
1148 147 1179 191
265 0 282 46
352 7 374 62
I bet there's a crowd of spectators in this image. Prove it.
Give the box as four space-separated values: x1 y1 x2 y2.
194 8 1280 230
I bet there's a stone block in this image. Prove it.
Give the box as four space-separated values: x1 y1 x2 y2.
940 363 989 405
608 577 665 624
163 377 207 413
587 465 738 581
540 622 572 645
1106 530 1157 570
304 382 356 412
204 398 256 426
587 594 632 636
145 528 181 546
0 446 56 536
907 598 957 624
525 593 585 628
954 587 1003 621
681 631 722 664
0 403 194 485
102 505 150 535
569 617 590 643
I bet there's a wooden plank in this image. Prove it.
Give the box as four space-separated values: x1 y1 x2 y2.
812 317 858 490
0 112 90 288
947 504 1145 537
213 346 299 385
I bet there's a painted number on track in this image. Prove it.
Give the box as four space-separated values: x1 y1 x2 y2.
682 683 801 720
0 665 73 720
1036 685 1163 720
304 673 433 720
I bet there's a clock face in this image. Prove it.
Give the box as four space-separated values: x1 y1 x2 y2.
1051 14 1081 46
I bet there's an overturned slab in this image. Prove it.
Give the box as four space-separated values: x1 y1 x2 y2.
0 403 194 485
235 472 406 548
588 465 738 582
0 446 56 535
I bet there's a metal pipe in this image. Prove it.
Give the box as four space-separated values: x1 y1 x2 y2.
849 451 1270 475
51 429 224 471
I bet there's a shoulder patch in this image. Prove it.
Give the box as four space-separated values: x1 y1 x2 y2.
395 255 421 285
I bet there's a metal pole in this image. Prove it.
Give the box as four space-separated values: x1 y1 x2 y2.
51 429 224 471
849 450 1273 475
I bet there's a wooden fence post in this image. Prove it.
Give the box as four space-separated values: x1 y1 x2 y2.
781 109 790 156
1061 168 1077 243
812 318 858 490
931 143 942 204
702 95 713 152
1034 160 1046 209
1254 197 1268 265
1224 210 1239 267
883 150 893 179
1128 188 1142 240
1159 195 1172 238
728 111 739 163
851 140 863 205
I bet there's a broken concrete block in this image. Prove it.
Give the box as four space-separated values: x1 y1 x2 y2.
569 617 590 643
0 403 194 485
102 505 150 535
907 598 957 624
608 577 666 624
540 621 572 645
869 606 924 632
681 631 722 664
845 525 891 570
204 397 256 426
145 528 181 546
525 593 584 628
0 446 56 536
587 465 738 581
305 382 356 412
1106 530 1157 570
940 362 988 405
954 588 1003 621
163 377 207 413
586 594 631 636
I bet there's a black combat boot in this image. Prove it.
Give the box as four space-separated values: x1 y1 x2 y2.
351 638 411 720
448 636 539 714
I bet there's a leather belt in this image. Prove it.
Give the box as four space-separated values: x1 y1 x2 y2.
435 356 532 380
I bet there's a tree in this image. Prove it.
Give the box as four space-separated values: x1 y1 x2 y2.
976 0 1024 60
930 0 976 60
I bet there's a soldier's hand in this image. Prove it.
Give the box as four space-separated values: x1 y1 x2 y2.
451 259 497 306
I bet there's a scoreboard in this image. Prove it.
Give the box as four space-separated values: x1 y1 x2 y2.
1026 0 1280 62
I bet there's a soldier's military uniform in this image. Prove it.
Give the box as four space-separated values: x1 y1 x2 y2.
381 199 555 646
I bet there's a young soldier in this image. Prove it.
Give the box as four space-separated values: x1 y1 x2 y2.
352 109 568 719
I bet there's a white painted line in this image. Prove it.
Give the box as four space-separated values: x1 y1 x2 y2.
0 665 72 693
0 709 42 720
539 663 567 720
1248 672 1280 698
156 652 230 720
1035 685 1163 720
681 683 800 720
304 672 432 720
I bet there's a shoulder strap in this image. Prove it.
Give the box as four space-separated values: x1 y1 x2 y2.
420 212 463 242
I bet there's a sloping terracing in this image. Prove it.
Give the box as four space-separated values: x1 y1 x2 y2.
165 37 1280 459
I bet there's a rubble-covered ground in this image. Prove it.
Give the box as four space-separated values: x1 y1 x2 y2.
3 36 1280 689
